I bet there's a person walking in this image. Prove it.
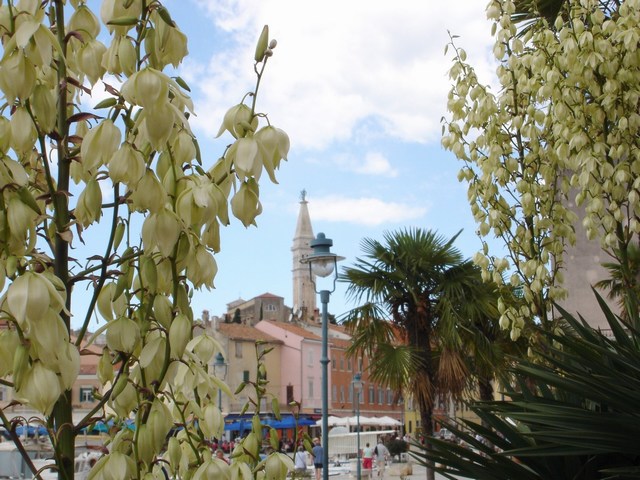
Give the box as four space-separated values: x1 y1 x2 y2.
362 442 374 471
311 437 323 480
295 445 308 475
374 438 390 478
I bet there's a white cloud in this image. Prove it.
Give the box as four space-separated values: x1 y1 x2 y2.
322 151 398 177
185 0 497 151
356 152 398 177
307 195 427 226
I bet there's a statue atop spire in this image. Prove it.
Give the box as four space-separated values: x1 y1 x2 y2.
300 189 307 202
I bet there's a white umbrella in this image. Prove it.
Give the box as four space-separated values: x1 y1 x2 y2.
377 416 402 426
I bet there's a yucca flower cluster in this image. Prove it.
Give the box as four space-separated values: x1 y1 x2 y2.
0 1 290 479
443 0 640 338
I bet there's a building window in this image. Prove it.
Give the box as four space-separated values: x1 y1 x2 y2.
339 357 344 370
332 385 337 402
287 385 294 404
378 388 384 405
243 370 250 382
348 385 353 403
0 386 6 401
331 356 336 369
79 387 94 403
387 389 393 405
235 342 242 358
307 349 314 366
347 358 352 371
265 304 276 312
368 386 375 404
308 378 314 398
340 386 345 403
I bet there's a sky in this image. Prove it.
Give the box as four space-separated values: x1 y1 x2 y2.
154 0 502 323
75 0 501 327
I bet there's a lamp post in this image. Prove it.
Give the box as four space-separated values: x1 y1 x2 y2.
213 352 228 413
352 372 363 480
301 232 343 480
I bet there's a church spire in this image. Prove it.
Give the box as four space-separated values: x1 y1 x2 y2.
292 190 316 322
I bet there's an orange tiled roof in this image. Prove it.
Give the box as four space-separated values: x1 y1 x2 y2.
260 320 322 341
330 337 351 349
217 323 283 343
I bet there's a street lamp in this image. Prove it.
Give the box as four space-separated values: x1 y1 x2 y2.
300 232 343 480
213 352 228 412
352 372 363 480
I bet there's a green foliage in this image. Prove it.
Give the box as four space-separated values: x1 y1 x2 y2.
0 2 290 478
387 438 409 458
413 290 640 479
444 0 640 337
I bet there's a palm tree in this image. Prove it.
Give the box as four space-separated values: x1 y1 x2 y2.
595 242 640 325
457 280 528 404
414 291 640 479
339 228 499 480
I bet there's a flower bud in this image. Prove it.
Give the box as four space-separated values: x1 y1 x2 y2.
0 50 36 101
141 208 181 258
68 4 101 40
136 424 155 465
78 39 107 85
31 84 57 133
0 117 11 154
97 348 114 385
187 334 217 366
100 0 143 35
264 452 293 480
230 462 254 480
140 103 176 149
109 379 137 418
88 451 136 480
200 403 222 440
242 432 260 459
121 68 169 109
0 329 18 377
97 282 115 321
108 142 145 186
16 361 61 415
118 35 137 76
255 125 289 180
169 313 191 359
189 244 217 289
129 169 167 213
216 103 256 139
7 271 53 324
6 196 37 249
75 178 102 227
139 334 166 385
231 179 262 227
147 399 172 454
149 17 188 69
80 119 121 174
106 316 141 354
10 106 37 155
232 137 262 181
57 342 80 390
202 220 221 253
254 25 269 62
170 129 196 165
153 294 172 330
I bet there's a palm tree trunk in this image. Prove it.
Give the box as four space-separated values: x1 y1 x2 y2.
419 405 436 480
